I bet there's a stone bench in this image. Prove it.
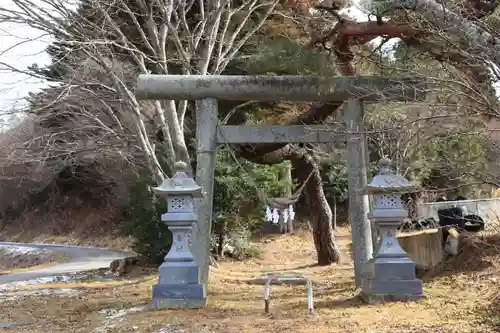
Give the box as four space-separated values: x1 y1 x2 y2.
257 270 314 314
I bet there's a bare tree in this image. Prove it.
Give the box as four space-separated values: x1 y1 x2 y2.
307 0 500 200
0 0 280 182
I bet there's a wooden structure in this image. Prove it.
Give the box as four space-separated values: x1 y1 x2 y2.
397 228 445 271
135 74 428 289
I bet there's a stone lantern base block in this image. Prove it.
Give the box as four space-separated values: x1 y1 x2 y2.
366 257 418 281
151 283 207 309
361 278 423 304
158 261 201 284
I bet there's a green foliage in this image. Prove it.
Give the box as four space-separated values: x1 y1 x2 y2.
423 133 487 168
240 38 336 76
323 164 349 203
212 146 291 258
121 170 171 264
214 146 290 223
121 149 283 263
226 227 263 260
420 130 488 195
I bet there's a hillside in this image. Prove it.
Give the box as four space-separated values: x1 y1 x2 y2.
0 118 134 250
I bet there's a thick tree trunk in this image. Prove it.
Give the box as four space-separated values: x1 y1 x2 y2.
294 155 340 265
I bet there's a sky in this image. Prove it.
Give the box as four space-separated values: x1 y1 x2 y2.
0 1 52 124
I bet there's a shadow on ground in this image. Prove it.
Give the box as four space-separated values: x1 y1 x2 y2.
313 295 364 310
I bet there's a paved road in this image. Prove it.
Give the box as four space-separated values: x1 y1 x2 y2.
0 242 130 285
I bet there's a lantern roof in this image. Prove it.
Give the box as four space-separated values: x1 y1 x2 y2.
364 157 420 194
152 161 204 197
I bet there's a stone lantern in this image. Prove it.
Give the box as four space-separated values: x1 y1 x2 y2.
150 161 207 309
361 157 423 304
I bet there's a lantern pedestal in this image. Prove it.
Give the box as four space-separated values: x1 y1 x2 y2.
360 278 423 304
150 161 207 309
361 221 423 304
152 223 207 309
152 283 207 309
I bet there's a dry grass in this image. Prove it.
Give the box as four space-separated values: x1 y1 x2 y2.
0 197 133 251
0 227 499 333
0 225 132 251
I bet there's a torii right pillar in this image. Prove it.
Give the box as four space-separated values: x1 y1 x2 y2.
360 157 423 304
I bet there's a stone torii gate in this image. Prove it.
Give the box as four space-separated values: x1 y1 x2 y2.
135 75 427 288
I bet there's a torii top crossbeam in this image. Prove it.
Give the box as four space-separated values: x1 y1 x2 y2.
136 75 427 102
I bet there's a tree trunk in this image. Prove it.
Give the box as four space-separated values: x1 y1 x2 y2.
294 155 340 265
280 161 293 233
279 213 287 234
333 196 337 230
216 219 226 258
